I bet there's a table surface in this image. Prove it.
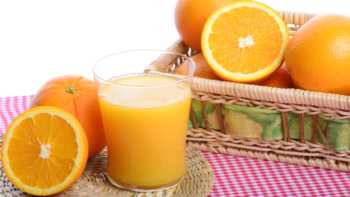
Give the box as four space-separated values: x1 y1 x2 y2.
1 0 350 97
1 95 350 197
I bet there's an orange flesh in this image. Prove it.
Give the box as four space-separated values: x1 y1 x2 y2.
7 114 78 189
209 7 283 73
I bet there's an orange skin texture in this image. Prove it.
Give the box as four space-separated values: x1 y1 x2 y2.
176 53 219 79
285 15 350 95
31 75 106 157
260 64 294 88
175 0 239 51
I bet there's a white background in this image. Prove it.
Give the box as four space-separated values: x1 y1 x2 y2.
0 0 349 96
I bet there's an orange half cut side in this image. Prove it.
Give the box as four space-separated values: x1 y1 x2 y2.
1 106 88 196
201 1 289 82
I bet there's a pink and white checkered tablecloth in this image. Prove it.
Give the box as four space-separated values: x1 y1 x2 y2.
1 96 350 196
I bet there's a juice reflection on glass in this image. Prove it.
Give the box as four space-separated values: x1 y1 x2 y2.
94 50 194 191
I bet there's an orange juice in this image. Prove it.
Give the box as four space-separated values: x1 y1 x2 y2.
98 74 191 189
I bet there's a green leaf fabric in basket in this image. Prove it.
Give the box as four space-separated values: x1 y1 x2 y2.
288 114 313 141
191 100 205 128
222 104 283 140
190 99 350 152
191 100 222 130
205 102 222 130
319 117 350 151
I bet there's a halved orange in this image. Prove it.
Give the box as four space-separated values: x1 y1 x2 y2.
1 106 88 196
201 1 289 82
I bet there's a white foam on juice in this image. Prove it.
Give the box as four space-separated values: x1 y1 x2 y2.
99 75 191 108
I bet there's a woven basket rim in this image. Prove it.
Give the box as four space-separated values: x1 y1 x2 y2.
164 11 350 113
165 40 350 114
191 76 350 111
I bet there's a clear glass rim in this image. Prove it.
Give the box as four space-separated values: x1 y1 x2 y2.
93 49 195 88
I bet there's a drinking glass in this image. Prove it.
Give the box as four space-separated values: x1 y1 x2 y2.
93 50 195 192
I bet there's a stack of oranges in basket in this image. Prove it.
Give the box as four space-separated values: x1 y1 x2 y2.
175 0 350 95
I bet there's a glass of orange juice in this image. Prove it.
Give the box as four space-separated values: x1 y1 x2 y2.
93 50 195 192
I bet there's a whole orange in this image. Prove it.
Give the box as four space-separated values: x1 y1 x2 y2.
175 0 238 51
285 15 350 95
260 64 294 88
31 75 106 157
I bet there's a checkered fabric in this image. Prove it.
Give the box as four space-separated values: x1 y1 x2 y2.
1 96 350 197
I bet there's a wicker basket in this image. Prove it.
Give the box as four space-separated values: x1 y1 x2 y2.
154 11 350 172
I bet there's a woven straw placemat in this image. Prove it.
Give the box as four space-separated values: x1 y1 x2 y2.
0 145 213 197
